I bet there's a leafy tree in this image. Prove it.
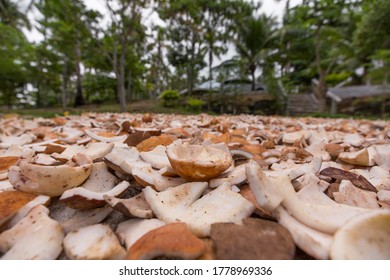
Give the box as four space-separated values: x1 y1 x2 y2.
100 0 149 112
0 0 31 31
158 0 207 95
278 0 362 112
36 0 100 108
354 0 390 82
200 0 253 84
146 26 171 98
0 0 32 108
235 14 276 90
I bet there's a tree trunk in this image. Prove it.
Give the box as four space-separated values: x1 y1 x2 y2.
187 67 193 96
314 30 327 113
61 62 68 110
74 40 85 107
36 81 41 108
118 37 127 113
155 40 162 97
250 63 256 91
127 69 132 101
207 44 214 111
5 89 12 109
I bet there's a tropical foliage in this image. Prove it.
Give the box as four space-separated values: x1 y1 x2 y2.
0 0 388 113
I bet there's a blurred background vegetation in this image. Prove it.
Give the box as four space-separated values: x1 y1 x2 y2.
0 0 389 117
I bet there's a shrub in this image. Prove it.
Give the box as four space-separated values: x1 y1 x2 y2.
160 90 180 107
186 97 204 113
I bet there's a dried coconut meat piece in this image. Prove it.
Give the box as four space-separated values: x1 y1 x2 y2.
166 141 233 181
275 206 333 260
50 203 113 234
0 190 37 227
55 162 120 209
54 127 85 143
59 180 130 210
211 218 295 260
239 184 273 219
230 149 254 160
0 134 37 149
84 129 127 143
163 128 191 139
142 113 153 123
73 162 120 193
143 182 255 237
370 144 390 169
43 143 66 154
175 184 255 237
281 178 370 234
4 195 51 230
330 210 390 259
343 133 365 147
63 224 126 260
0 156 19 173
116 219 165 250
338 148 374 167
52 142 114 162
325 143 344 158
104 146 150 175
304 143 331 161
209 164 247 189
126 223 206 260
136 134 174 152
333 180 380 209
32 153 58 166
124 131 153 146
247 160 370 234
0 205 64 260
132 166 186 191
143 181 208 222
282 130 311 145
0 180 14 192
139 145 175 173
282 146 313 163
240 144 267 156
9 153 93 197
0 144 24 157
245 160 285 212
104 192 153 219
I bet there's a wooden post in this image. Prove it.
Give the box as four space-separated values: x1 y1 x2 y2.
331 100 337 115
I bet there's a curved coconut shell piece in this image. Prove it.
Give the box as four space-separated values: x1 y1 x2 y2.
127 223 206 260
9 153 92 197
0 190 37 226
166 141 233 181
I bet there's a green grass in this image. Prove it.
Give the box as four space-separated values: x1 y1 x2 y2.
299 112 390 121
0 99 197 118
2 99 389 120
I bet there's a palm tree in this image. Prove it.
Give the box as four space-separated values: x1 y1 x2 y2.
235 15 276 90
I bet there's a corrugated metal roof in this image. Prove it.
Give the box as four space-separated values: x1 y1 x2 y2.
327 85 390 102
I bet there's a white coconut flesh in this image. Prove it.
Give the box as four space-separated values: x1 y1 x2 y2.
63 224 126 260
331 210 390 260
0 205 64 260
116 219 166 250
172 143 229 165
